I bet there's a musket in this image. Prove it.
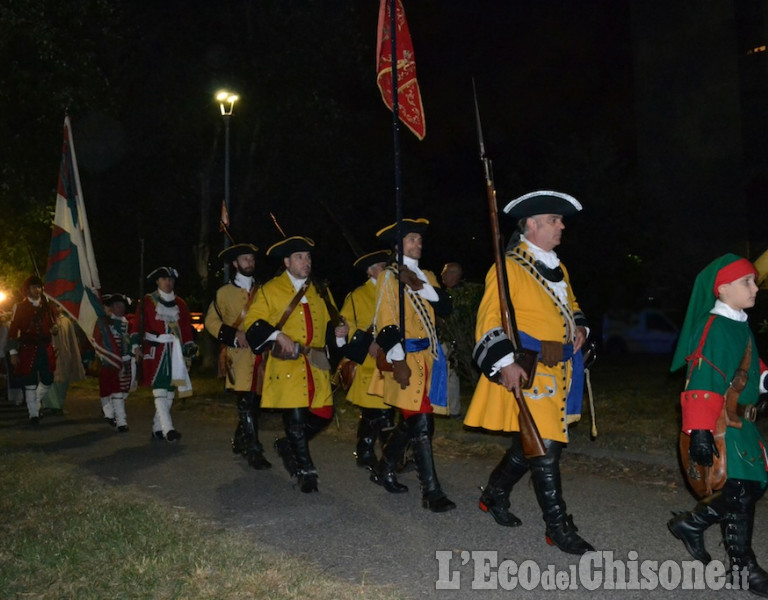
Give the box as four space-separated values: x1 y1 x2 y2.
473 80 545 459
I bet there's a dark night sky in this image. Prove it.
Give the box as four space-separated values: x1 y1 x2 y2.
5 1 637 316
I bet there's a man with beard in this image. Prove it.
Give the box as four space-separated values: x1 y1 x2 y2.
244 236 348 493
205 243 271 469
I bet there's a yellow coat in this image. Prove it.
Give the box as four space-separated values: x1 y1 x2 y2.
204 283 257 392
340 279 388 409
243 272 336 410
368 266 447 414
464 243 582 442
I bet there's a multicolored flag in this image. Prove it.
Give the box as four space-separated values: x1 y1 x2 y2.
45 117 121 368
376 0 426 140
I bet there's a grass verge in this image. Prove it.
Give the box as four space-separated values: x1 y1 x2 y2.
0 452 404 600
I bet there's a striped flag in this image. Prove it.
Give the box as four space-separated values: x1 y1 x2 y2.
44 116 121 368
376 0 426 140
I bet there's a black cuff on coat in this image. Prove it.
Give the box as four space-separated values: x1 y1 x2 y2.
473 327 516 378
245 319 276 353
376 324 402 353
217 323 237 346
430 288 453 319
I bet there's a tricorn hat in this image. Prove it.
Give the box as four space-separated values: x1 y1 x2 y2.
146 266 179 281
22 275 43 293
503 190 582 219
266 236 315 258
375 218 429 245
218 243 258 263
103 293 131 307
353 250 392 271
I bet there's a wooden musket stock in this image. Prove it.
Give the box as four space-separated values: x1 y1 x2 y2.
474 81 545 459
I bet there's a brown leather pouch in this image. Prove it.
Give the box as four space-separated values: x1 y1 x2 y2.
376 349 394 372
538 341 563 367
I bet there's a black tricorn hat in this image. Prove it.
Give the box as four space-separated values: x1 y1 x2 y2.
218 243 258 263
103 293 130 307
502 190 582 219
375 218 429 245
353 250 392 271
266 236 315 258
146 266 179 281
22 275 43 291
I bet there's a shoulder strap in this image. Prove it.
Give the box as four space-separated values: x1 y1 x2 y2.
312 278 342 326
275 281 309 330
231 285 257 330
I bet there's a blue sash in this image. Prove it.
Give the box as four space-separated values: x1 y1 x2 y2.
404 338 448 411
518 331 584 417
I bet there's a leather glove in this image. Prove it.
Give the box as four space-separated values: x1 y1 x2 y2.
392 359 411 390
398 266 423 291
689 429 719 467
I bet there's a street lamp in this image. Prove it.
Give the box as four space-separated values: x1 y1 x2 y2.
216 90 239 282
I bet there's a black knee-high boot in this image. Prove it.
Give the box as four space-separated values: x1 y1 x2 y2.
667 491 726 563
376 407 396 448
408 413 456 512
721 479 768 596
530 440 594 554
370 418 409 493
284 408 319 493
355 412 376 468
479 433 529 527
355 408 385 468
233 392 271 470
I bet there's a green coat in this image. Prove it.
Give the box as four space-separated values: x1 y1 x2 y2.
683 314 767 483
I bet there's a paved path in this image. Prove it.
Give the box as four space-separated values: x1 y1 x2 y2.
2 387 767 599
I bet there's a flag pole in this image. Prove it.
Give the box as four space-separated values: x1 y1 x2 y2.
390 0 406 352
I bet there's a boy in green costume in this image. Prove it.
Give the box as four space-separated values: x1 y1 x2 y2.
669 254 768 596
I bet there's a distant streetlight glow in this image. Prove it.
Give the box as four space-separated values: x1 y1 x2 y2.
216 90 239 115
0 291 6 304
215 89 238 282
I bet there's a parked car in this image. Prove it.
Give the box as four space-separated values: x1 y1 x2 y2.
601 308 680 355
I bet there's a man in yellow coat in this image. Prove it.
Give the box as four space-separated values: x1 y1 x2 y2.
205 243 271 470
465 190 594 554
340 250 395 469
367 218 456 512
244 236 348 493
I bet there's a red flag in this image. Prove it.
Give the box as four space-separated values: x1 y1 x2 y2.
376 0 426 140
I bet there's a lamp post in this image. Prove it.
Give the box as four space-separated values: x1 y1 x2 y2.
216 90 239 282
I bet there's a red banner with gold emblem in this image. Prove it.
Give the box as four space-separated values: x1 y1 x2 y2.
376 0 425 140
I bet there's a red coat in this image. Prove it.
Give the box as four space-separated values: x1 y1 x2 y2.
8 299 57 377
135 292 194 388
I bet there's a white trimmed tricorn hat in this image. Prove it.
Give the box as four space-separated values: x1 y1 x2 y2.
503 190 582 218
146 266 179 281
